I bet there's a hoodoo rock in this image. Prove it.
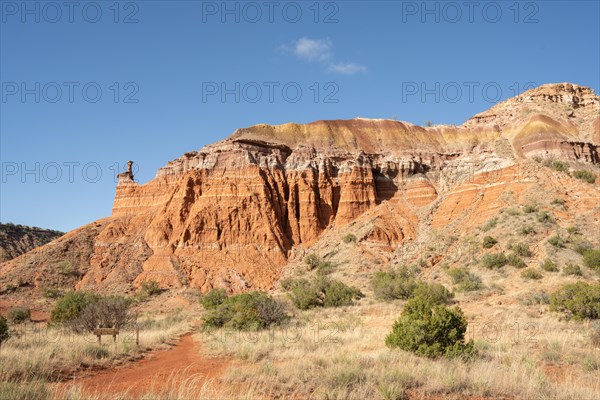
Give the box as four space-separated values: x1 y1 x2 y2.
1 83 598 294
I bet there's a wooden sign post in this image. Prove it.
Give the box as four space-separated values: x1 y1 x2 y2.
93 328 119 344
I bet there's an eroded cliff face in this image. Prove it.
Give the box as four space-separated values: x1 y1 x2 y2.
1 83 598 294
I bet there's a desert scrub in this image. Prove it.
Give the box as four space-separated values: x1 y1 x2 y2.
521 268 542 280
547 235 565 248
510 243 532 257
316 261 336 275
550 282 600 319
572 169 596 184
507 253 526 268
41 287 61 299
371 267 418 300
385 297 475 359
284 277 363 310
551 198 565 207
480 218 498 232
412 283 454 305
536 211 554 224
7 308 31 324
481 253 508 269
447 268 483 292
342 233 357 243
562 263 582 276
50 291 100 324
200 288 228 310
523 204 539 214
482 236 497 249
203 291 288 330
541 259 559 272
305 253 321 270
520 290 550 306
519 226 535 235
543 160 569 173
0 316 9 344
583 249 600 271
140 280 162 296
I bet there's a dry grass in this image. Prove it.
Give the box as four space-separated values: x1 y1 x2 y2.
0 309 196 398
196 302 600 400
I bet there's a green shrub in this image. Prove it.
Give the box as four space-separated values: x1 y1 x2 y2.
519 226 535 236
72 296 133 333
316 261 336 275
0 316 9 344
573 239 594 255
546 160 569 172
520 290 550 306
541 259 559 272
342 234 357 243
583 249 600 271
523 204 539 214
550 282 600 319
285 277 363 310
200 288 228 310
591 322 600 347
521 268 543 280
447 268 483 292
572 170 596 184
140 280 162 296
481 218 498 232
203 291 288 330
562 263 582 276
84 344 110 359
7 307 31 324
511 243 532 257
371 267 418 301
482 236 497 249
537 211 553 224
305 254 321 270
507 253 526 268
412 282 454 305
551 198 565 207
323 279 364 307
42 287 62 299
481 253 508 269
50 291 100 324
385 297 475 359
548 235 565 248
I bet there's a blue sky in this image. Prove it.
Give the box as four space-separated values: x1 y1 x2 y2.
1 0 599 232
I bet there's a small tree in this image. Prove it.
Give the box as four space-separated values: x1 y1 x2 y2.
51 291 100 324
71 296 133 333
0 316 9 350
7 307 31 324
200 288 228 310
385 297 474 358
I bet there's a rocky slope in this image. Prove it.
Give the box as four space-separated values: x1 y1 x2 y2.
1 83 598 297
0 223 63 263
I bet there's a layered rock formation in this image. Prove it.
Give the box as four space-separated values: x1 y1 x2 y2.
1 83 598 295
0 223 64 263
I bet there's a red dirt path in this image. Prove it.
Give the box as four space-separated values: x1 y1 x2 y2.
57 333 229 398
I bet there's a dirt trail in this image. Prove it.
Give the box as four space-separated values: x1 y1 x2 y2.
58 333 229 398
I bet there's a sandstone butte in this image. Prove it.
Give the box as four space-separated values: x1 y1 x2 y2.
1 83 598 295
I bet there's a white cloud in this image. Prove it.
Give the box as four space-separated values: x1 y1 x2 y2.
292 37 332 62
329 63 367 75
282 37 366 75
